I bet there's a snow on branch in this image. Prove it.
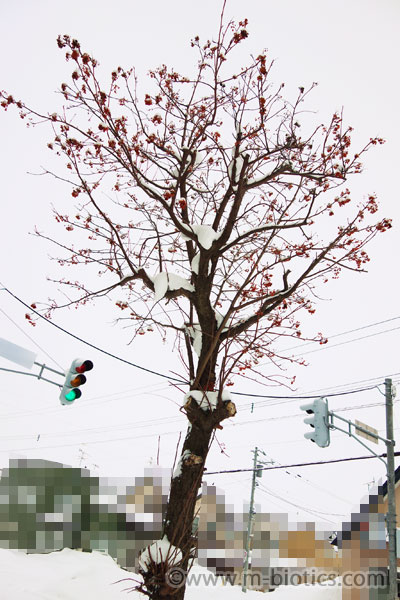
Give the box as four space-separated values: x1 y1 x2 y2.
181 223 221 250
151 272 194 302
185 324 202 357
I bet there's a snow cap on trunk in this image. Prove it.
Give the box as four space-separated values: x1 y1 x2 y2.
184 389 232 412
138 535 183 571
184 390 217 411
181 223 221 250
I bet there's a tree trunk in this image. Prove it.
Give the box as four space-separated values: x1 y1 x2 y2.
163 422 213 600
139 361 236 599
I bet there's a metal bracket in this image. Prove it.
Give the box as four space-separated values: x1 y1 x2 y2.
328 410 394 468
0 361 64 388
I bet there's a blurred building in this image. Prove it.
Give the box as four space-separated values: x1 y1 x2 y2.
0 457 341 590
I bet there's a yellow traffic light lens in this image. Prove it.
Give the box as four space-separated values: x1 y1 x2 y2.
69 374 86 387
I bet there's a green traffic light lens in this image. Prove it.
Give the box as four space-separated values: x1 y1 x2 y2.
64 388 82 402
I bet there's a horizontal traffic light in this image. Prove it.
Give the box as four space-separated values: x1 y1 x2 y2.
59 359 93 405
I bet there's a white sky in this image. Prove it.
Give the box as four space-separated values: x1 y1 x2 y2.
0 0 399 534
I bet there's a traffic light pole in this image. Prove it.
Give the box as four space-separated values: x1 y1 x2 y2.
242 447 258 593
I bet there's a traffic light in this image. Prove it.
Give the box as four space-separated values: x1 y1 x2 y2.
300 397 330 448
59 359 93 405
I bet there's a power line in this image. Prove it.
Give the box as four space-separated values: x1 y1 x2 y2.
1 395 389 443
280 372 400 399
259 452 353 506
0 382 172 420
233 402 388 429
297 326 400 357
0 283 187 384
236 374 400 412
257 483 341 523
0 307 63 371
232 383 379 400
1 427 185 452
0 363 389 427
0 283 395 401
0 414 186 441
280 315 400 353
204 452 400 475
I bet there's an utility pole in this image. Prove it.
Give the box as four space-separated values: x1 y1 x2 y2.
385 378 397 600
242 446 258 593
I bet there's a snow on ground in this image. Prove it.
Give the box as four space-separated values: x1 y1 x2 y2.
0 547 342 599
0 548 131 600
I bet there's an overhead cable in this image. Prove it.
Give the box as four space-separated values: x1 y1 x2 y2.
0 283 393 400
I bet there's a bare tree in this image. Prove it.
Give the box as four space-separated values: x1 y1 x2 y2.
1 10 390 599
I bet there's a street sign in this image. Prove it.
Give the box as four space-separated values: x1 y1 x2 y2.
355 419 378 445
0 338 36 369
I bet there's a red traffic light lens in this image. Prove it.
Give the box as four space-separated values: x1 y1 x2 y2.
75 360 94 374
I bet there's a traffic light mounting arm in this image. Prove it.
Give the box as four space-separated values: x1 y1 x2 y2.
328 410 393 467
0 361 64 387
0 359 94 405
300 397 394 464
